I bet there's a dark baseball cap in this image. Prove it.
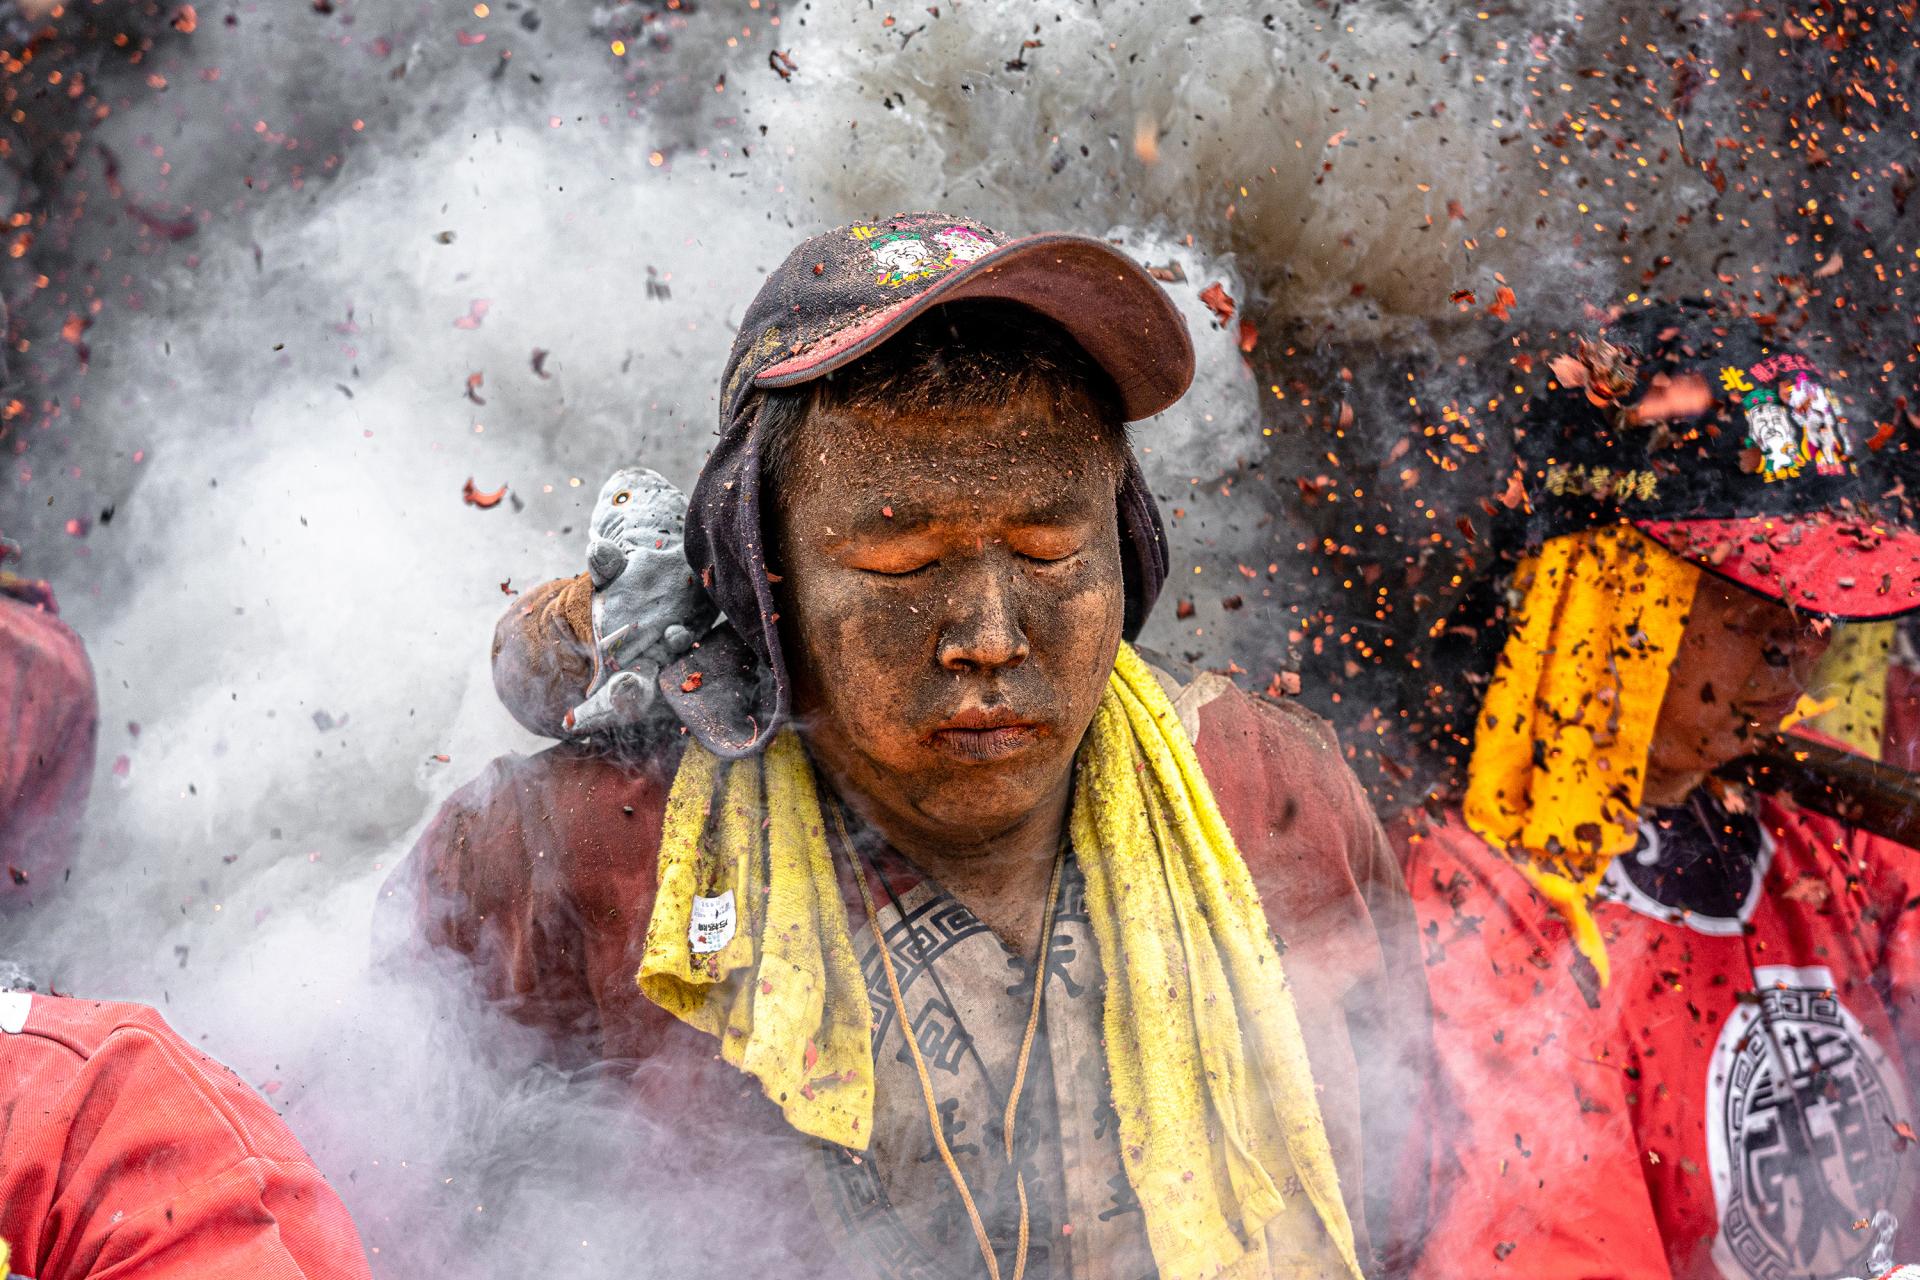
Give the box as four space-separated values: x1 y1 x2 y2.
1518 300 1920 620
717 212 1194 430
668 213 1193 757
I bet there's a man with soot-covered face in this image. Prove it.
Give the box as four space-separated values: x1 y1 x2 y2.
396 213 1431 1280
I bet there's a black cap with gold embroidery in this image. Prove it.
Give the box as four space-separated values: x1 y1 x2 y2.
1519 299 1920 620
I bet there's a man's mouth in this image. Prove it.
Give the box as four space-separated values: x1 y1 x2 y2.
927 708 1045 762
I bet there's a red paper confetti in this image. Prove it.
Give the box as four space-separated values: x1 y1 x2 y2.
1198 282 1235 325
462 478 508 509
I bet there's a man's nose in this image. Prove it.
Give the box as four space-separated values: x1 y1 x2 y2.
937 570 1030 673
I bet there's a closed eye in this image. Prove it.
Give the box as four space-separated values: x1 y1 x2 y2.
860 561 938 579
1007 525 1085 565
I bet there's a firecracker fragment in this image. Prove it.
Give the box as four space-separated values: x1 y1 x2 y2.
462 478 508 509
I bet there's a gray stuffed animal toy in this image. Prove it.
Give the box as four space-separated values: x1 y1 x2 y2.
565 466 717 737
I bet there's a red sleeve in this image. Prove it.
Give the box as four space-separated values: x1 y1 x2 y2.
1844 825 1920 1265
1857 828 1920 1082
1193 686 1435 1275
387 753 601 1057
383 744 677 1064
1397 815 1673 1279
0 593 98 896
0 997 370 1280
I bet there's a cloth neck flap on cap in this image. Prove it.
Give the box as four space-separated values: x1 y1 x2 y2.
1118 455 1169 638
1462 525 1700 988
670 398 788 759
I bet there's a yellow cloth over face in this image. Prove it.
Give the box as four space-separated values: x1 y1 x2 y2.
1804 621 1895 759
1463 526 1700 987
638 643 1361 1280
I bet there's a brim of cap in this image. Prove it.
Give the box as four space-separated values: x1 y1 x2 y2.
1637 513 1920 620
754 232 1195 422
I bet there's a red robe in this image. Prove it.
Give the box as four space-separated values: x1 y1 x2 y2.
0 993 372 1280
1 586 96 899
1399 789 1920 1280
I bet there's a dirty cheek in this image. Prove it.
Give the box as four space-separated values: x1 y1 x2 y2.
801 575 934 724
1028 562 1123 706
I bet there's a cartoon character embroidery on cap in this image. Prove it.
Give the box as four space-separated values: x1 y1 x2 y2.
934 225 994 266
851 226 945 289
1742 389 1803 483
1784 373 1850 477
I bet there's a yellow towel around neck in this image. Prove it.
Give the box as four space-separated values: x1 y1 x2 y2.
1463 525 1699 987
638 643 1360 1280
638 727 875 1144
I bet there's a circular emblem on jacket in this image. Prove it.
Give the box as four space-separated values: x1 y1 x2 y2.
1707 965 1907 1280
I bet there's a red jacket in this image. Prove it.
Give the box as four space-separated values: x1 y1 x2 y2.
1 587 96 899
1398 789 1920 1280
0 993 372 1280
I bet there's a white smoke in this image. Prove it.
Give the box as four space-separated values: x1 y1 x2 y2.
0 0 1804 1273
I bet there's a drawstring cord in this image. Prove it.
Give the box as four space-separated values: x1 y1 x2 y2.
831 803 1065 1280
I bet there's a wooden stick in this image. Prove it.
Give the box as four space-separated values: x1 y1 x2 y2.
1718 733 1920 850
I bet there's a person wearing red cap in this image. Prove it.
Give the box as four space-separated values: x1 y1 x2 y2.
0 564 96 902
1398 301 1920 1280
0 989 373 1279
392 213 1431 1278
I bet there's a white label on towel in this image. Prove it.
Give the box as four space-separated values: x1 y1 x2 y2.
689 891 737 956
0 991 31 1034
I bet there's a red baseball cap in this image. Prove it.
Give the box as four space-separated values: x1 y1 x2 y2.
1637 511 1920 621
